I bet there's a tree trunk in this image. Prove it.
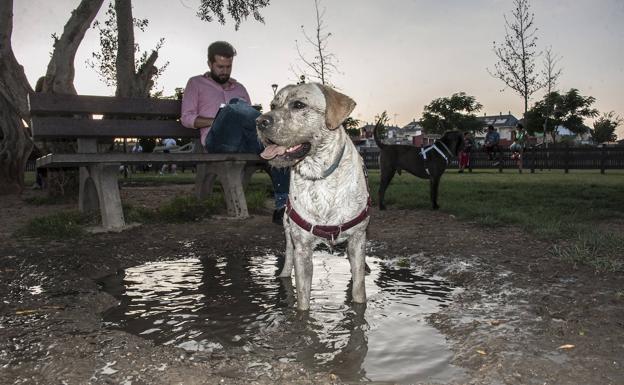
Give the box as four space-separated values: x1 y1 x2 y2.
0 93 32 195
42 0 105 94
115 0 135 97
0 0 34 195
40 0 105 197
115 0 158 98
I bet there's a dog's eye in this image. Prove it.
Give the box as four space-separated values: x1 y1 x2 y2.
291 101 307 110
270 103 276 111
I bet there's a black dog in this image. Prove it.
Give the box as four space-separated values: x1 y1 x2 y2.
374 121 464 210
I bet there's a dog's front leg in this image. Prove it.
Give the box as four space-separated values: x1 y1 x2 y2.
278 229 294 278
347 229 367 304
429 176 440 210
293 239 314 311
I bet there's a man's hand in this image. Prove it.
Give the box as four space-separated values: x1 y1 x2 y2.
194 116 214 129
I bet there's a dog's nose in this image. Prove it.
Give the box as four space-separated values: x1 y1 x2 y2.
256 115 273 131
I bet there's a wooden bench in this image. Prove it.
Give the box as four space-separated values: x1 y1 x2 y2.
28 93 266 230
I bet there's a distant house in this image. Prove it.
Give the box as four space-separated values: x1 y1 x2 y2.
352 124 384 149
355 120 441 148
477 113 519 146
355 123 402 148
359 124 377 140
400 120 440 146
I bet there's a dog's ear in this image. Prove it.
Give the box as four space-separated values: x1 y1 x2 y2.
318 84 356 130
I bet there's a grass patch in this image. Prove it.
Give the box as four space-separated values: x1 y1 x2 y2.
18 172 274 238
159 196 221 223
17 211 91 239
119 171 196 185
124 195 223 224
368 169 624 237
124 176 272 224
23 194 75 206
551 230 624 273
367 169 624 272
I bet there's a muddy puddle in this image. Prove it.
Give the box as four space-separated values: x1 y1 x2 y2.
100 248 464 383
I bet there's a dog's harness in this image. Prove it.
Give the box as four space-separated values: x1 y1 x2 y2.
286 149 371 242
420 140 453 176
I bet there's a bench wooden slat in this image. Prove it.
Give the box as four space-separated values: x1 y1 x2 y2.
28 93 181 117
36 153 264 168
31 117 198 139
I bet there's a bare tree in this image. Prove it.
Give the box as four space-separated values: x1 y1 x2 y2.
541 46 562 144
542 46 562 95
489 0 543 118
114 0 163 97
87 1 167 94
42 0 105 94
0 0 33 195
294 0 338 85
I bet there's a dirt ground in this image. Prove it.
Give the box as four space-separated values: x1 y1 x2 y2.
0 183 622 385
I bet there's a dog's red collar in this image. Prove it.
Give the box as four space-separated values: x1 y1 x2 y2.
285 197 371 241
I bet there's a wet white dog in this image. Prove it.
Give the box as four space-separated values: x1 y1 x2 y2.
256 83 370 311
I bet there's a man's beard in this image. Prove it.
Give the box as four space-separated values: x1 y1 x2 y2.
210 72 230 84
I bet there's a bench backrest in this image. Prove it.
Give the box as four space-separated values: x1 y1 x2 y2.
28 93 199 140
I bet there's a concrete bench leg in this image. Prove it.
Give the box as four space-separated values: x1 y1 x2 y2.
206 161 249 218
88 164 125 230
242 164 264 189
79 167 99 214
195 163 217 200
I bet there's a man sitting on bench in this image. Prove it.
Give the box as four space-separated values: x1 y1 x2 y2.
180 40 289 225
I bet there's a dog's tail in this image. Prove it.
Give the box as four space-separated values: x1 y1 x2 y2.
373 111 389 149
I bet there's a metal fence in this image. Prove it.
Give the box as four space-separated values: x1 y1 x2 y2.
359 146 624 173
26 160 36 172
27 146 624 174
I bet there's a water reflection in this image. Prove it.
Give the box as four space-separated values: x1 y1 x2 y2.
100 252 463 383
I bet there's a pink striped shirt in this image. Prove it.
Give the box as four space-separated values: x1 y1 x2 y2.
180 73 251 145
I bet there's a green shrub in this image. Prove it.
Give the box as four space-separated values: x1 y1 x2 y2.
551 230 624 272
17 211 89 239
23 195 74 206
158 196 220 223
124 204 159 224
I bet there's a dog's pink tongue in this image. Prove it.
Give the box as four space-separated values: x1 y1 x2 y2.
260 144 287 160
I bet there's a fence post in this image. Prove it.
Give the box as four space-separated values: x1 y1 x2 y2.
600 145 606 174
529 147 535 173
564 144 569 173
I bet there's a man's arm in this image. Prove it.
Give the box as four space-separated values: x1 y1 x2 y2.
194 116 214 128
181 77 216 129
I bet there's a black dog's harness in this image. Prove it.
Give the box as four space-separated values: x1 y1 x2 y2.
420 141 453 176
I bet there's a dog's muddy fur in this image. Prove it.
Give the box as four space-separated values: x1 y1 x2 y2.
256 83 369 311
1 186 623 385
374 122 464 210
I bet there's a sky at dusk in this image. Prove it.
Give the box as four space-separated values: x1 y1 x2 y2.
12 0 624 137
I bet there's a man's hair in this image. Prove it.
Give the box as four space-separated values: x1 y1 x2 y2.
516 123 524 129
487 125 494 130
208 41 237 63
